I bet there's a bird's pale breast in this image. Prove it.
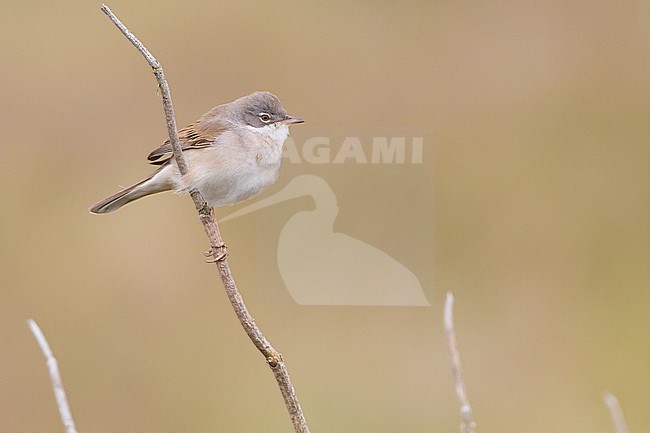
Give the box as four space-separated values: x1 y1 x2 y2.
169 125 288 207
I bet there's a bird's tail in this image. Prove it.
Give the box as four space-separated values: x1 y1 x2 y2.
89 168 171 214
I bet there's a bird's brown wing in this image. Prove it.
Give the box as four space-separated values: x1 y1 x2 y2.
147 119 227 165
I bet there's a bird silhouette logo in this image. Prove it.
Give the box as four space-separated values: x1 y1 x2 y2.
222 175 430 306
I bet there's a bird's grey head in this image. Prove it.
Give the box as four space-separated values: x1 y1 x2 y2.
233 91 304 128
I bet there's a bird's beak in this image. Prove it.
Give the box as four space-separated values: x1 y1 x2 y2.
281 115 305 125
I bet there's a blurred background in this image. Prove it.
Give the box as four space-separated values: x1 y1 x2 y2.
1 1 648 432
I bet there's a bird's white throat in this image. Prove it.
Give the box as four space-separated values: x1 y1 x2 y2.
245 123 290 147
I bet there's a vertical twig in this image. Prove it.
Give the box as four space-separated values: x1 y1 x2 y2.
28 319 79 433
603 393 629 433
100 5 310 432
444 292 476 433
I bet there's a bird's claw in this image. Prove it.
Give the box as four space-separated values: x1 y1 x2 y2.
205 244 228 263
198 202 212 217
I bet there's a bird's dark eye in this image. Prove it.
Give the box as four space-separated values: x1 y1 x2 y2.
259 113 272 123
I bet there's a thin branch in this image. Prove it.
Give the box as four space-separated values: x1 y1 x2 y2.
100 5 310 432
100 4 186 177
444 293 476 433
603 393 629 433
28 319 78 433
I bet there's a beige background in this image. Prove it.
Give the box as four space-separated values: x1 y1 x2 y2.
1 1 648 432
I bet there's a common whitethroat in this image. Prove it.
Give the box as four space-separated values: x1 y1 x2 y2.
90 91 304 214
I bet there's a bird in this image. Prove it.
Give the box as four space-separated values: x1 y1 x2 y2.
89 91 303 214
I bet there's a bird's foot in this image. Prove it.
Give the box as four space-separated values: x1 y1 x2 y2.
205 243 228 263
198 202 212 217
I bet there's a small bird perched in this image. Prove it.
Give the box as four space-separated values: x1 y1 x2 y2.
89 91 303 214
